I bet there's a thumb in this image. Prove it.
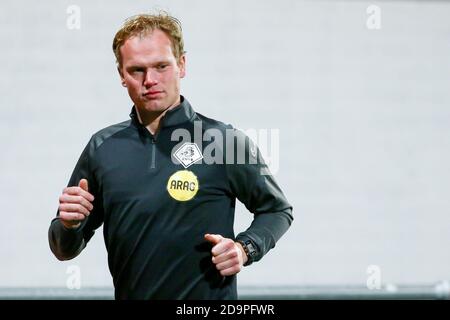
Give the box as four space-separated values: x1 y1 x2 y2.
204 233 223 245
78 178 89 192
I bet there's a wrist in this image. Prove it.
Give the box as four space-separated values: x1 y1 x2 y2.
236 239 257 266
235 241 248 266
59 219 81 230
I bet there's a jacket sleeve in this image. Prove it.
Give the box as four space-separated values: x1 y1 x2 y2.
48 136 104 261
225 128 293 264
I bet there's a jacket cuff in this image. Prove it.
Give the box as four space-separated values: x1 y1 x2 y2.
235 233 261 265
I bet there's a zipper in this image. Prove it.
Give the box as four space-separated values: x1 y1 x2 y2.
150 136 156 169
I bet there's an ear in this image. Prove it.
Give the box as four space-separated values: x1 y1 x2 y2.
178 54 186 79
117 66 126 87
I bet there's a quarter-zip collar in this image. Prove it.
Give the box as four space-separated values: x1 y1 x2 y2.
129 95 196 135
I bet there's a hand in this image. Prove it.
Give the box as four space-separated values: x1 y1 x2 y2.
204 233 248 276
58 179 95 229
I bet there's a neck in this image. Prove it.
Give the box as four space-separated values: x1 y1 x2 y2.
136 99 181 135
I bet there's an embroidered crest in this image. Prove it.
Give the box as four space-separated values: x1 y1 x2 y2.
174 142 203 168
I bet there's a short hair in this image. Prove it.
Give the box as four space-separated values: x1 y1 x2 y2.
112 11 185 66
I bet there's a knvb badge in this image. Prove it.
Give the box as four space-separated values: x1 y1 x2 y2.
174 142 203 168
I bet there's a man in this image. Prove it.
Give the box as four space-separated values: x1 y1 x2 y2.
48 12 293 300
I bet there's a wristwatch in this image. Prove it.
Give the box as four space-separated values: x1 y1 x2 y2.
237 239 257 266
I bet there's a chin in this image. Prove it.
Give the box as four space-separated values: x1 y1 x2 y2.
141 101 165 112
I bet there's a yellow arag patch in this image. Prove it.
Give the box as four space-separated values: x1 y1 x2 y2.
167 170 199 201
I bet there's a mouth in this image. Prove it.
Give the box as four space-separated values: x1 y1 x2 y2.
143 90 163 98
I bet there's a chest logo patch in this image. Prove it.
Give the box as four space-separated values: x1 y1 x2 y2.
167 170 199 201
174 142 203 168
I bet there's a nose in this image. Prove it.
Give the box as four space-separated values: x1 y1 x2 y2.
143 70 158 87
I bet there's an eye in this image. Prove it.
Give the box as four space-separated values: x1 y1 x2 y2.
157 64 168 70
128 67 144 74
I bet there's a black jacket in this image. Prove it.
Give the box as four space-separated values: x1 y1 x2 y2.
48 96 293 299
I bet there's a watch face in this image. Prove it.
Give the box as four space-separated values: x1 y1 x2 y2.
246 242 256 256
241 240 256 267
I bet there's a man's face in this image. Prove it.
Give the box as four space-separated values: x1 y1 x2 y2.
118 29 185 113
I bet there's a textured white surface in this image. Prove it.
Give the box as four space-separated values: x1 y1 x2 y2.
0 0 449 288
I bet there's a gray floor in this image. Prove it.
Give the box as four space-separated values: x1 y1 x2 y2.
0 284 449 300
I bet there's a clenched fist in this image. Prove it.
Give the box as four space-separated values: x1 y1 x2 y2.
58 179 95 229
204 234 248 276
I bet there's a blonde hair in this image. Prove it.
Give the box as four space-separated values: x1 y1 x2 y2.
112 11 185 66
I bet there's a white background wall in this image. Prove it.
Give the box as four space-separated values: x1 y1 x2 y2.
0 0 449 289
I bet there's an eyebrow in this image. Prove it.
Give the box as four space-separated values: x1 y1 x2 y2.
126 60 172 69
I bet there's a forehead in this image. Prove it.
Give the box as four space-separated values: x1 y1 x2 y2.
120 29 175 64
